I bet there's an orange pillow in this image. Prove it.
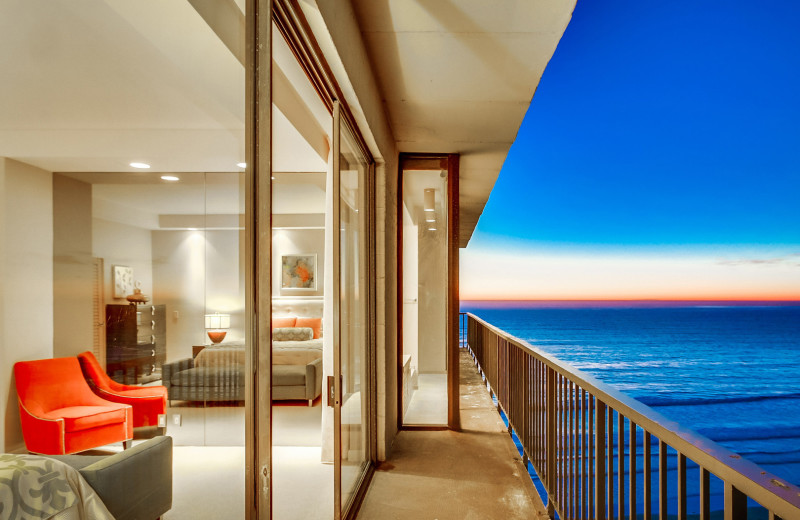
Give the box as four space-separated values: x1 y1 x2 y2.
295 317 322 339
272 317 296 329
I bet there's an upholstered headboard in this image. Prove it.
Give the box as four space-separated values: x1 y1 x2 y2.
272 298 324 319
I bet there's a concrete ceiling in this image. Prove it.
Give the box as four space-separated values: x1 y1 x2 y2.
351 0 576 246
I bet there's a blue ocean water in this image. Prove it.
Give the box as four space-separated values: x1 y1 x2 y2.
461 304 800 491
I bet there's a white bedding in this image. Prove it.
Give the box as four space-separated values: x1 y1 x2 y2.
272 339 322 365
192 340 322 367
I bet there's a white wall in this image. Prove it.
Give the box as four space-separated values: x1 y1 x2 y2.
417 224 447 373
0 158 54 452
401 202 419 372
272 228 325 298
93 218 153 305
152 229 243 362
52 174 94 358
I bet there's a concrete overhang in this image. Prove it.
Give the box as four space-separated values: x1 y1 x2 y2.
350 0 577 247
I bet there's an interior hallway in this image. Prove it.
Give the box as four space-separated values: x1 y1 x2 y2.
357 349 549 519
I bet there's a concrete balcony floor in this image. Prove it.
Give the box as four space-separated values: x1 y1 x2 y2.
357 350 549 519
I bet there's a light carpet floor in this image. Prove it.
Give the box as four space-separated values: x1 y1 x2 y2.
161 402 330 518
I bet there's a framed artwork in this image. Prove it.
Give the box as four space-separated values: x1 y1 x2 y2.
281 254 317 291
113 265 133 298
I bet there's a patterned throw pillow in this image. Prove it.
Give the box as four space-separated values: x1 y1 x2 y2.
272 327 313 342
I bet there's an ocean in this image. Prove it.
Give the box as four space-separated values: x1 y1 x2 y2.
461 303 800 511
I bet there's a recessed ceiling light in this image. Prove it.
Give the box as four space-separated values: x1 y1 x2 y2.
161 175 180 182
237 162 247 168
424 188 435 212
130 162 150 169
426 217 435 222
428 227 437 231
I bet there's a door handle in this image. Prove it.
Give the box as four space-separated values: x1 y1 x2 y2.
327 376 335 407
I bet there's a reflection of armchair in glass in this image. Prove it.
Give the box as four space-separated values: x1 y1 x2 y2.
14 357 133 455
78 351 167 431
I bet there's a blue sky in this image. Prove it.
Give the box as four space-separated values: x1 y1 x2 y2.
461 0 800 301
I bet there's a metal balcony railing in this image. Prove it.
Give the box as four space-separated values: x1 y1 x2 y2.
466 313 800 520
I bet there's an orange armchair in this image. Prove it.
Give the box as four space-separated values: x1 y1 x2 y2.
14 357 133 455
78 351 167 429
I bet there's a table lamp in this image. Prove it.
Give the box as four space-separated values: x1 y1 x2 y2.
204 313 231 344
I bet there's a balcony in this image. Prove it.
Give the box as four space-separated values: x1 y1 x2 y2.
362 314 800 519
359 349 548 518
463 313 800 519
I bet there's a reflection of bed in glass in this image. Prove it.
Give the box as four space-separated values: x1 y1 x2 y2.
105 304 166 384
162 345 246 403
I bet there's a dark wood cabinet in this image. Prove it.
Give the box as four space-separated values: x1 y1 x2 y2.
106 304 166 384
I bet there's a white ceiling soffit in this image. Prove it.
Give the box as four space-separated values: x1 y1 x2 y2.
60 170 325 230
350 0 576 246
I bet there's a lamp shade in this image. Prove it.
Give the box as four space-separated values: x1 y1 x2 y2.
204 313 231 330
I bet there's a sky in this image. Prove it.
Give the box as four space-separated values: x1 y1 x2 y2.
461 0 800 302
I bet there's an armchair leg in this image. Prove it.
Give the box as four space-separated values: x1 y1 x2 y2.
123 439 133 450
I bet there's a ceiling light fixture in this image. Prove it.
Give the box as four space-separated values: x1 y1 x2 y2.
424 188 435 212
428 227 437 231
130 162 150 169
161 175 180 182
237 162 247 168
426 216 435 223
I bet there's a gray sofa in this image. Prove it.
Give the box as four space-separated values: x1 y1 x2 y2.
49 435 172 520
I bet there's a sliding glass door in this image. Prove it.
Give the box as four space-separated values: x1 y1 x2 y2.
332 103 373 518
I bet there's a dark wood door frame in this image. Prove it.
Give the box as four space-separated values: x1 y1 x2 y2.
397 153 461 431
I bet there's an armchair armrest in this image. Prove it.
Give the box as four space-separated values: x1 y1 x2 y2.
79 436 172 520
306 358 323 400
18 401 65 454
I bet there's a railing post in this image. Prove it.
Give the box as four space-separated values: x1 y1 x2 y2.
595 400 606 520
724 482 747 520
546 366 557 518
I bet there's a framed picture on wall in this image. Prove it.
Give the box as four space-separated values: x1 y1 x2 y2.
281 254 317 291
112 265 133 298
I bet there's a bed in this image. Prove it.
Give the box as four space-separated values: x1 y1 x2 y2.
162 299 325 404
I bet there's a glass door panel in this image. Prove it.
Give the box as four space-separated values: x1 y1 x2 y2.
401 161 449 426
334 107 371 516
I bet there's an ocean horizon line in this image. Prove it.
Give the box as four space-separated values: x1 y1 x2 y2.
460 299 800 309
